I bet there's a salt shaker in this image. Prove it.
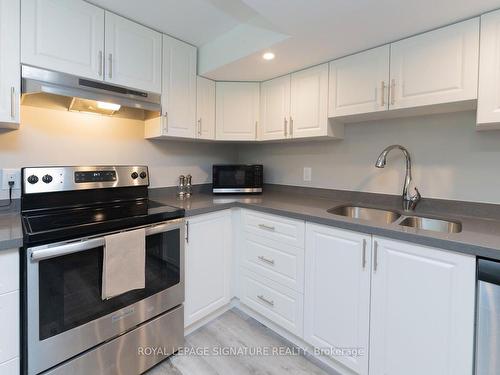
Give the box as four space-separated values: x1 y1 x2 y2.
177 175 186 198
185 174 192 197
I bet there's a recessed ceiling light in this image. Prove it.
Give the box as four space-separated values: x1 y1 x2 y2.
262 52 275 61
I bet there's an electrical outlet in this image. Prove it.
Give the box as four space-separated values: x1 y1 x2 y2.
2 169 21 190
303 167 312 182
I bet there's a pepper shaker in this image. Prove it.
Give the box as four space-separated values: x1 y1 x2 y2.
185 174 192 197
177 175 186 198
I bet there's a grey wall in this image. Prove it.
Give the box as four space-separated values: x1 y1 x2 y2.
238 111 500 204
0 106 237 199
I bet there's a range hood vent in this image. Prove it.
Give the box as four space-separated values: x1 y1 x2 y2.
21 65 161 120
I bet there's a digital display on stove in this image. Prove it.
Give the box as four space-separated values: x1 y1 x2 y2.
75 171 117 183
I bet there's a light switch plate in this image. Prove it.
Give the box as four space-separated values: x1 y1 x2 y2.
2 169 21 190
303 167 312 182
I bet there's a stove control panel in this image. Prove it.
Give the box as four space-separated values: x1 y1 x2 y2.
22 166 149 194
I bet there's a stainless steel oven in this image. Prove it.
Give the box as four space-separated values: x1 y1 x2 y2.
26 219 184 375
212 164 263 194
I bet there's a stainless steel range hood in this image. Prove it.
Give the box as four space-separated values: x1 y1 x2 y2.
21 65 161 120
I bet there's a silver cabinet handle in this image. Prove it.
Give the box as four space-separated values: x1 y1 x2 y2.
258 224 275 231
390 79 396 105
284 117 288 137
197 119 202 136
108 53 113 79
289 116 293 136
362 238 367 269
381 81 386 107
258 255 275 265
373 240 378 272
98 51 103 77
163 112 168 134
255 121 258 140
257 295 274 307
10 87 15 118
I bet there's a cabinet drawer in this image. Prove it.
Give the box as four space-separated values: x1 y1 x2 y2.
0 291 19 364
241 234 304 292
240 269 303 337
0 357 19 375
0 249 18 294
242 210 305 248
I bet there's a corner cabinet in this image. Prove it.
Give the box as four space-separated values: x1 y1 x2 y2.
260 75 291 140
0 0 20 128
196 76 216 140
369 237 475 375
304 224 371 375
184 211 232 328
477 9 500 130
216 82 260 141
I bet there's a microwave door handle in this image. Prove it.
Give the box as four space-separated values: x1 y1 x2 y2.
30 221 181 261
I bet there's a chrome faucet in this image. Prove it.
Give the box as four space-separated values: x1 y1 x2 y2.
375 145 421 210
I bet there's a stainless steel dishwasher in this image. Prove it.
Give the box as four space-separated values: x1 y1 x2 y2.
476 259 500 375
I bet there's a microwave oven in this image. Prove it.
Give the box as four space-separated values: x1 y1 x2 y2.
212 165 263 194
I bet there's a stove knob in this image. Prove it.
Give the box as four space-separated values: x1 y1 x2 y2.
131 172 139 179
42 174 53 184
27 175 39 184
140 171 147 179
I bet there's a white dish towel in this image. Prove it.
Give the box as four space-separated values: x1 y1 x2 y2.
102 228 146 300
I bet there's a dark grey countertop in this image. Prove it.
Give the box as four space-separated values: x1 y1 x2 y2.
3 185 500 260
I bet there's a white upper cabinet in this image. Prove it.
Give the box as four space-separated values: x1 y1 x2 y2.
260 75 291 140
369 237 475 375
216 82 260 141
105 12 162 93
185 211 232 328
0 0 20 128
290 64 330 138
477 9 500 130
161 35 197 137
304 223 371 375
329 45 390 118
21 0 105 80
196 76 216 140
389 18 479 110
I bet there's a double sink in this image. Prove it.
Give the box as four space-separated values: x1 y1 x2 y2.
327 205 462 234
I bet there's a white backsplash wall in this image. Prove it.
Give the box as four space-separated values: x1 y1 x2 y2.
0 106 237 199
238 111 500 204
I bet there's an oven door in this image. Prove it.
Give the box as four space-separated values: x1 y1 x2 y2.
212 165 263 193
26 219 185 375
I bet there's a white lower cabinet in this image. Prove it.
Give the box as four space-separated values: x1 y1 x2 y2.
184 211 232 327
369 237 476 375
304 223 371 375
0 358 19 375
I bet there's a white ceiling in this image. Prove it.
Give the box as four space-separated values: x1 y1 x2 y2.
88 0 500 81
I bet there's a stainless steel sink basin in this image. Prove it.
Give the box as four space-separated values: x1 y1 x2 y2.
327 205 401 224
398 216 462 233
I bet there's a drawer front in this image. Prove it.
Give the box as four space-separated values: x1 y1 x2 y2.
0 249 18 295
0 291 19 364
0 357 19 375
241 234 304 292
242 210 305 248
240 269 303 337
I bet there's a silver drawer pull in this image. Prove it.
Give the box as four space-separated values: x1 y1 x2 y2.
258 224 275 231
257 295 274 307
258 255 275 265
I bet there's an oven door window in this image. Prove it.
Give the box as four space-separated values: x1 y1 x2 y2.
38 229 180 340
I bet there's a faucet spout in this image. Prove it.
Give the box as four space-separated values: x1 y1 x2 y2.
375 145 421 210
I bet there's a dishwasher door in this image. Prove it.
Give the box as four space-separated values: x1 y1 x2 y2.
476 259 500 375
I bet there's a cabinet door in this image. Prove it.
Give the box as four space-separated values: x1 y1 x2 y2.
477 10 500 129
0 291 19 365
260 75 291 140
185 211 232 327
389 18 479 110
196 76 215 140
329 46 390 117
0 357 19 375
105 12 162 93
290 63 329 138
216 82 260 141
304 223 371 375
21 0 104 80
369 237 475 375
162 35 197 138
0 0 20 127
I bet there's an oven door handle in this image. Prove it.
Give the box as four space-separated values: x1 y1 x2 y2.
30 221 180 261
